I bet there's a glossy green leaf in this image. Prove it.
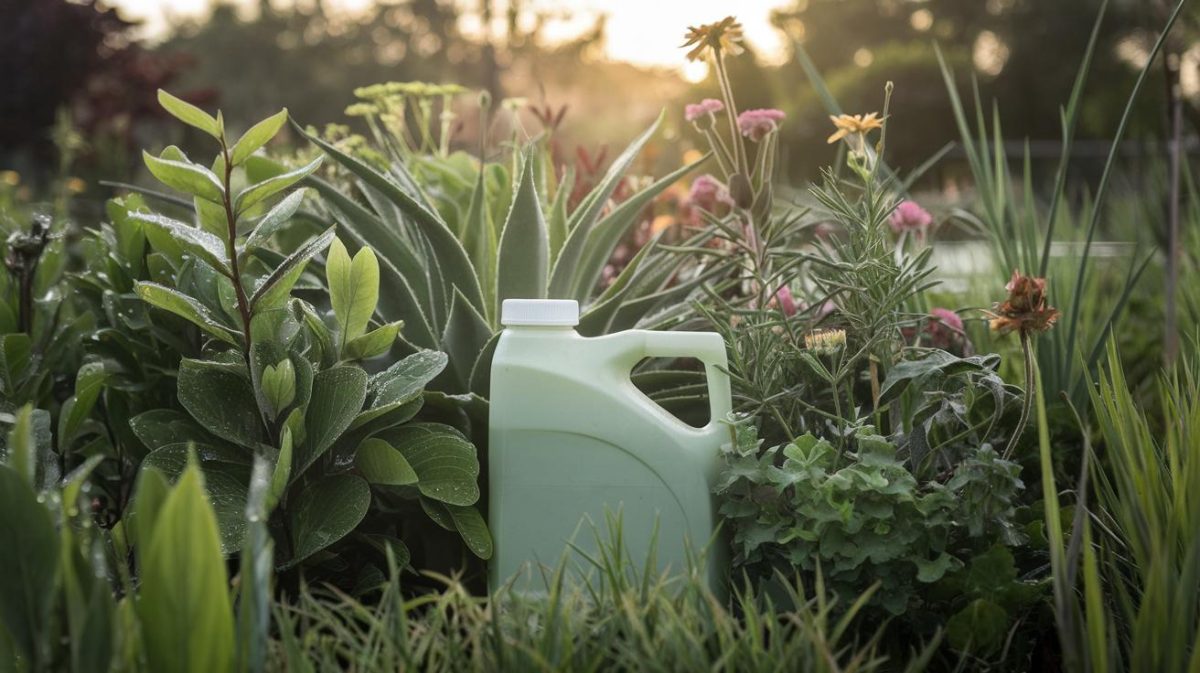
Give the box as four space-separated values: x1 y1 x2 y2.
327 238 380 345
243 189 306 251
177 358 264 449
446 504 492 559
131 211 229 273
384 423 479 506
249 227 335 310
345 321 401 361
286 474 370 567
141 445 251 555
58 361 110 446
130 409 213 454
355 438 418 486
135 282 242 346
230 108 288 166
0 464 59 667
137 460 235 673
157 89 221 139
297 366 367 477
234 156 322 215
370 349 448 407
261 359 297 419
267 427 292 513
143 149 224 203
5 405 36 486
496 152 548 308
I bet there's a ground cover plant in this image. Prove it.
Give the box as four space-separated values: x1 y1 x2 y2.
1 1 1198 671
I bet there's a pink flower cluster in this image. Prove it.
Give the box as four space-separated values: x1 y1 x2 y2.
889 200 933 235
926 308 972 354
684 98 725 122
737 108 786 141
688 174 733 212
680 174 734 226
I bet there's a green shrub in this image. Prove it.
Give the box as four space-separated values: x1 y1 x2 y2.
115 92 489 575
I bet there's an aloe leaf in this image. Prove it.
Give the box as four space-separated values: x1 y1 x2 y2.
549 111 664 296
303 175 437 348
296 122 485 314
496 152 548 309
438 289 492 393
462 163 496 320
569 152 708 301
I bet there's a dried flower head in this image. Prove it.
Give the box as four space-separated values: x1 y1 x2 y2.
805 329 847 354
826 113 885 144
889 200 932 234
988 270 1060 335
737 108 786 141
681 17 745 62
685 98 725 122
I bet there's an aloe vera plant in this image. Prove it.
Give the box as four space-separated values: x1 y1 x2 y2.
296 86 722 397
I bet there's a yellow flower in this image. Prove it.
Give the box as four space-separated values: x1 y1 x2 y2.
680 17 744 62
66 177 86 194
826 113 885 144
344 103 378 117
804 329 847 354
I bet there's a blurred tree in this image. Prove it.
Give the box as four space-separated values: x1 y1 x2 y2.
157 0 683 154
160 0 476 131
757 0 1174 179
0 0 191 184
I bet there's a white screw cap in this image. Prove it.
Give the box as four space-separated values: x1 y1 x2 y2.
501 299 579 326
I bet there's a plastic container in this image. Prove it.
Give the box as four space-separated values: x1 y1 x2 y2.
488 298 732 594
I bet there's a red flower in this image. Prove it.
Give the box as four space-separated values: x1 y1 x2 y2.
989 270 1060 335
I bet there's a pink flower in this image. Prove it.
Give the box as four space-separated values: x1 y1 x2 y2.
774 285 797 317
928 308 963 332
889 200 933 235
688 174 733 213
925 308 972 354
736 108 786 141
684 98 725 122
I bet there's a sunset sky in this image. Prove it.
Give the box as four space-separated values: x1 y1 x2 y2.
107 0 792 80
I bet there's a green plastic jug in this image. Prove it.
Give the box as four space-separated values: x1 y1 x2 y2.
488 299 733 594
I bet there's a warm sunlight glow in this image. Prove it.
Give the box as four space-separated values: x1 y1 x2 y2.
107 0 792 74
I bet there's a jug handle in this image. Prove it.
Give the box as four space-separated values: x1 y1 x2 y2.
641 332 733 432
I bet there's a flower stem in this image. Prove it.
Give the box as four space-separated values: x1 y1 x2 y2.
1003 329 1035 460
